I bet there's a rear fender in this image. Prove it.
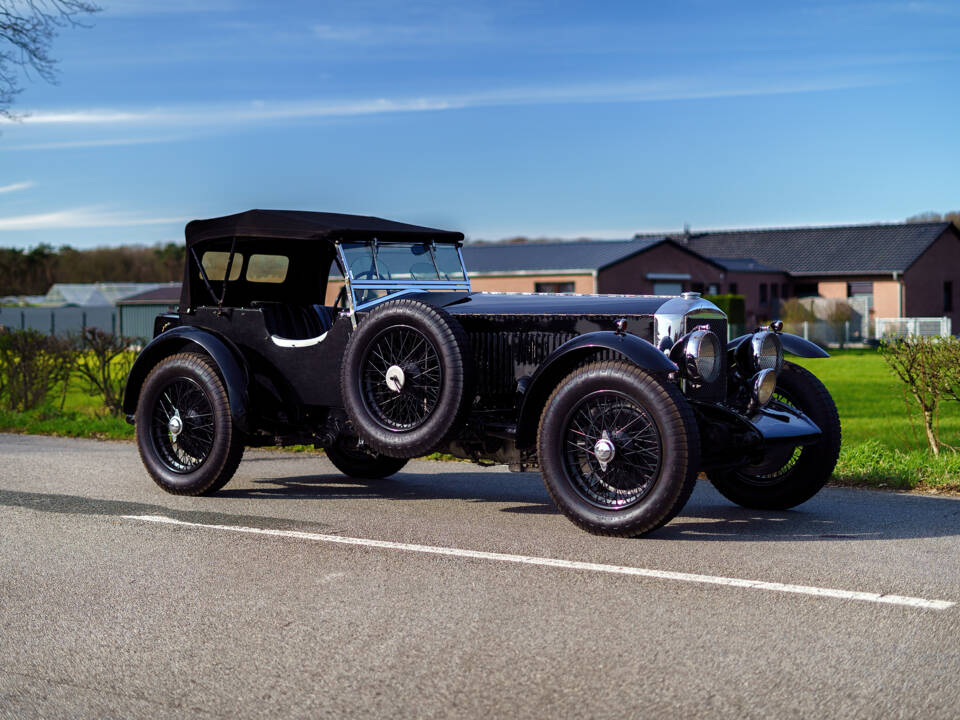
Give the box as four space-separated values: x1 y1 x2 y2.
515 331 677 448
122 326 250 431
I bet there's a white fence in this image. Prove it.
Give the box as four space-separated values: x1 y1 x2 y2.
875 317 952 338
781 320 857 347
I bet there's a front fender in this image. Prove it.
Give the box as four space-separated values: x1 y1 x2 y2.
122 326 250 431
729 332 829 358
515 331 677 448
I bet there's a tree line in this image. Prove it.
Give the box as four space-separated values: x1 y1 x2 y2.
0 244 185 297
906 211 960 227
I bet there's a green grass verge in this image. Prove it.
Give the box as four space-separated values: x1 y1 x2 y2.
831 440 960 493
792 349 959 493
1 347 956 492
0 405 132 440
790 348 960 450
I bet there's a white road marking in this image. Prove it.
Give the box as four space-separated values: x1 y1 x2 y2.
124 514 955 611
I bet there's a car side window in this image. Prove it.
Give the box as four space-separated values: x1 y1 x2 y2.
201 251 243 281
246 254 290 283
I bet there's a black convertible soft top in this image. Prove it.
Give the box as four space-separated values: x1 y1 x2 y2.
185 209 464 246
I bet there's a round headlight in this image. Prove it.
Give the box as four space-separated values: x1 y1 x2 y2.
750 331 783 373
684 329 721 384
753 368 778 408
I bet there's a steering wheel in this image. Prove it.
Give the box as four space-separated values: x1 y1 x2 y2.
352 263 393 304
354 262 392 281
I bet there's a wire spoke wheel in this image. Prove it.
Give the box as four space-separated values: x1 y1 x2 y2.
360 325 443 431
561 390 662 509
150 377 215 473
709 362 842 511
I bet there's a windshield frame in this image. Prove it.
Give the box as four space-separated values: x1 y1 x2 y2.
334 238 472 318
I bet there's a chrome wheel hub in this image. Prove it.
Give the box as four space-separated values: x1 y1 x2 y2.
168 410 183 439
594 431 616 472
385 365 405 393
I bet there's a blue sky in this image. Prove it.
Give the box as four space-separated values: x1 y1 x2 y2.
0 0 958 249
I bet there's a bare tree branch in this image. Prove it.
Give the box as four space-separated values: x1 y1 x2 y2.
0 0 100 119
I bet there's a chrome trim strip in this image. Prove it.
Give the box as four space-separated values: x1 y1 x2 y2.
270 332 328 348
350 280 471 289
456 246 473 289
354 289 420 311
334 242 357 329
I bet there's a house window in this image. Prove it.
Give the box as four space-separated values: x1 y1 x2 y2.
759 283 768 304
535 281 575 293
691 282 705 293
771 283 779 301
729 283 738 295
795 283 818 297
707 284 720 295
781 284 789 299
848 281 874 297
946 281 954 313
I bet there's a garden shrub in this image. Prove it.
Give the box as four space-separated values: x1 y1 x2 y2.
703 294 745 326
879 336 960 455
0 329 77 412
75 328 136 415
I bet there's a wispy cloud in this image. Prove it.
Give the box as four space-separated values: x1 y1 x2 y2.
1 136 185 151
101 0 240 16
0 208 186 231
0 181 35 194
0 75 883 130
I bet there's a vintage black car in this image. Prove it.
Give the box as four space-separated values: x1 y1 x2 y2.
123 210 841 537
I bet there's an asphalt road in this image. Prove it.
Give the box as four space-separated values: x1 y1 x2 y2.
2 433 960 719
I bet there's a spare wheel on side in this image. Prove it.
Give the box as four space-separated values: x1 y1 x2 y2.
340 298 474 458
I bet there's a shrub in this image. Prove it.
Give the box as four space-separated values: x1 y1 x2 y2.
825 300 854 349
879 336 960 455
703 294 745 326
778 297 816 324
75 328 135 415
0 329 77 412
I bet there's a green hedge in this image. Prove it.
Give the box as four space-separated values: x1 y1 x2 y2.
703 294 745 325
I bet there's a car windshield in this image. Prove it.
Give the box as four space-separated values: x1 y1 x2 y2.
342 241 467 283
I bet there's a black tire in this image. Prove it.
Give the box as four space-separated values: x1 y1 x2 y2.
341 299 474 459
135 352 244 495
538 361 700 537
325 435 409 479
709 362 841 510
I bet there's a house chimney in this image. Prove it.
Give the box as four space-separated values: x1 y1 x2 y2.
682 223 691 245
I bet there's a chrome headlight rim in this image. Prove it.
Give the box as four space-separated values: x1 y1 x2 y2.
684 329 721 384
749 330 783 374
752 368 778 409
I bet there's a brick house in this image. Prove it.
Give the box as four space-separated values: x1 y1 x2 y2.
323 221 958 333
461 238 728 296
462 222 959 331
674 221 960 329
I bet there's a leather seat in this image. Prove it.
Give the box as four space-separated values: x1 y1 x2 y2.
254 302 332 340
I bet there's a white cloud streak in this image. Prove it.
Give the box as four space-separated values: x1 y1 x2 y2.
0 181 36 194
1 136 185 151
0 76 883 130
0 208 187 231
